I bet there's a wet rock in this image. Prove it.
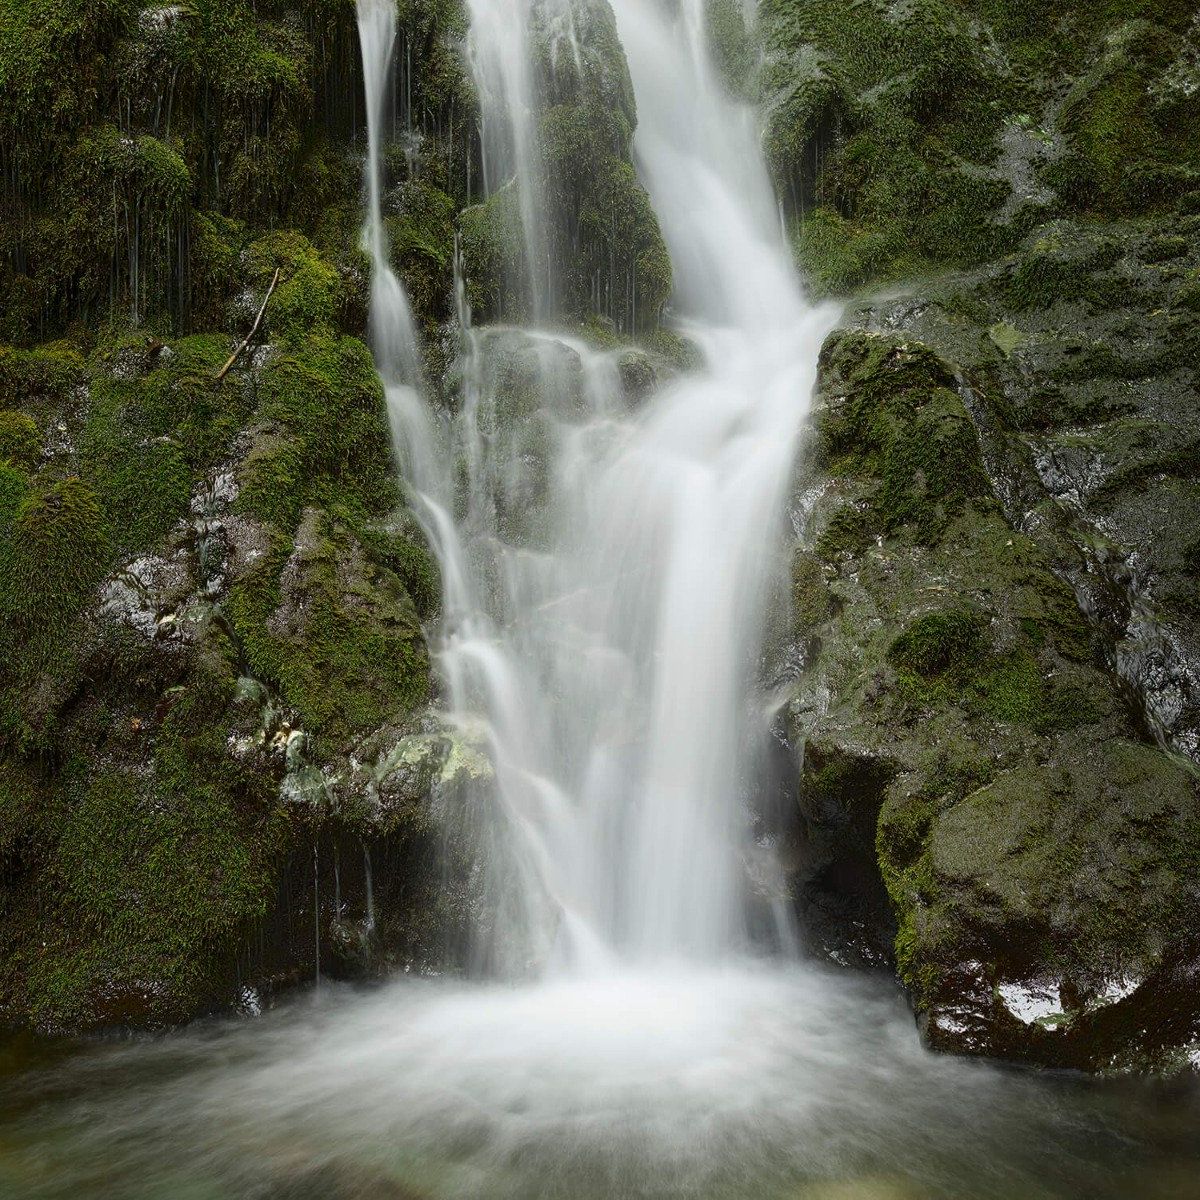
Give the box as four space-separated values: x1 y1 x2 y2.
787 296 1200 1070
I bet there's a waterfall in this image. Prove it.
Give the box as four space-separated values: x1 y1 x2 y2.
464 0 549 315
356 0 436 496
358 0 836 975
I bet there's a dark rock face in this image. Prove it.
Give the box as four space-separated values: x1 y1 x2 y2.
787 212 1200 1070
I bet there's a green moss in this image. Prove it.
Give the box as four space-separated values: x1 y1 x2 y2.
926 741 1200 978
762 0 1019 292
884 589 1101 732
229 513 429 746
816 332 992 543
238 333 397 529
360 525 441 622
247 230 342 342
764 0 1200 293
19 638 289 1028
889 607 988 677
705 0 756 96
794 207 934 299
1005 228 1122 310
792 550 832 628
0 342 85 403
813 501 872 559
386 181 458 330
189 212 246 328
0 0 134 169
0 463 29 530
49 124 192 327
0 476 111 639
0 412 42 468
539 102 671 332
1049 19 1200 214
78 333 240 552
459 185 528 324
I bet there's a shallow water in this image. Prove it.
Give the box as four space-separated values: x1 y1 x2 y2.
3 965 1199 1200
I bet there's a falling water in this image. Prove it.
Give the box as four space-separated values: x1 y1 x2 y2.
398 0 837 973
358 0 839 972
356 0 433 492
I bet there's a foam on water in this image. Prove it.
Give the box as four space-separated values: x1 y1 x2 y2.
4 966 1155 1200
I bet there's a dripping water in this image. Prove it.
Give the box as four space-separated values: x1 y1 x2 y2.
362 840 376 933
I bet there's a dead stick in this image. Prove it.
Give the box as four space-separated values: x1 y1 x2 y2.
215 267 281 381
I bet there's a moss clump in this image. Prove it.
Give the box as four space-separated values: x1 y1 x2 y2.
793 207 935 299
458 0 671 332
459 185 528 324
0 342 86 404
238 334 397 529
35 124 192 330
792 550 832 628
886 604 1101 735
0 412 41 467
817 332 992 543
705 0 756 95
1004 227 1122 310
0 476 111 750
0 0 134 169
78 333 240 552
246 230 342 343
540 103 672 332
928 741 1200 974
386 180 458 331
888 608 988 677
0 476 111 639
1050 19 1200 214
361 525 441 622
230 512 429 748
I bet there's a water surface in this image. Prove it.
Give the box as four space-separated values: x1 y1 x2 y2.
3 965 1198 1200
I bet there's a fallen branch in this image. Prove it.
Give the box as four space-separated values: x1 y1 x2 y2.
215 267 281 381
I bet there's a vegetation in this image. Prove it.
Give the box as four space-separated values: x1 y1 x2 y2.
757 0 1200 295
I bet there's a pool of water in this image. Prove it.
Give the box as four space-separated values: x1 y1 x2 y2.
2 964 1198 1200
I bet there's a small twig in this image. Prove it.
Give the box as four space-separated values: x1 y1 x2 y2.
215 267 281 381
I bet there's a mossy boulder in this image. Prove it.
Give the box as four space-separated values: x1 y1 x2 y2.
0 412 42 467
761 0 1200 296
815 331 993 544
787 322 1200 1070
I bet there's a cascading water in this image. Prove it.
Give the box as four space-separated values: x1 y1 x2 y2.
356 0 438 495
433 0 835 972
360 0 836 974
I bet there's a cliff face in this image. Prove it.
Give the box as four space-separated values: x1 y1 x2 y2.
2 0 1199 1070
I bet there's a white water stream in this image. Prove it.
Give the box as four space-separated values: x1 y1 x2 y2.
361 0 836 976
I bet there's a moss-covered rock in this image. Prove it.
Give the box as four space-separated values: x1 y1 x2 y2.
460 0 671 332
230 508 429 750
787 316 1200 1070
761 0 1200 297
